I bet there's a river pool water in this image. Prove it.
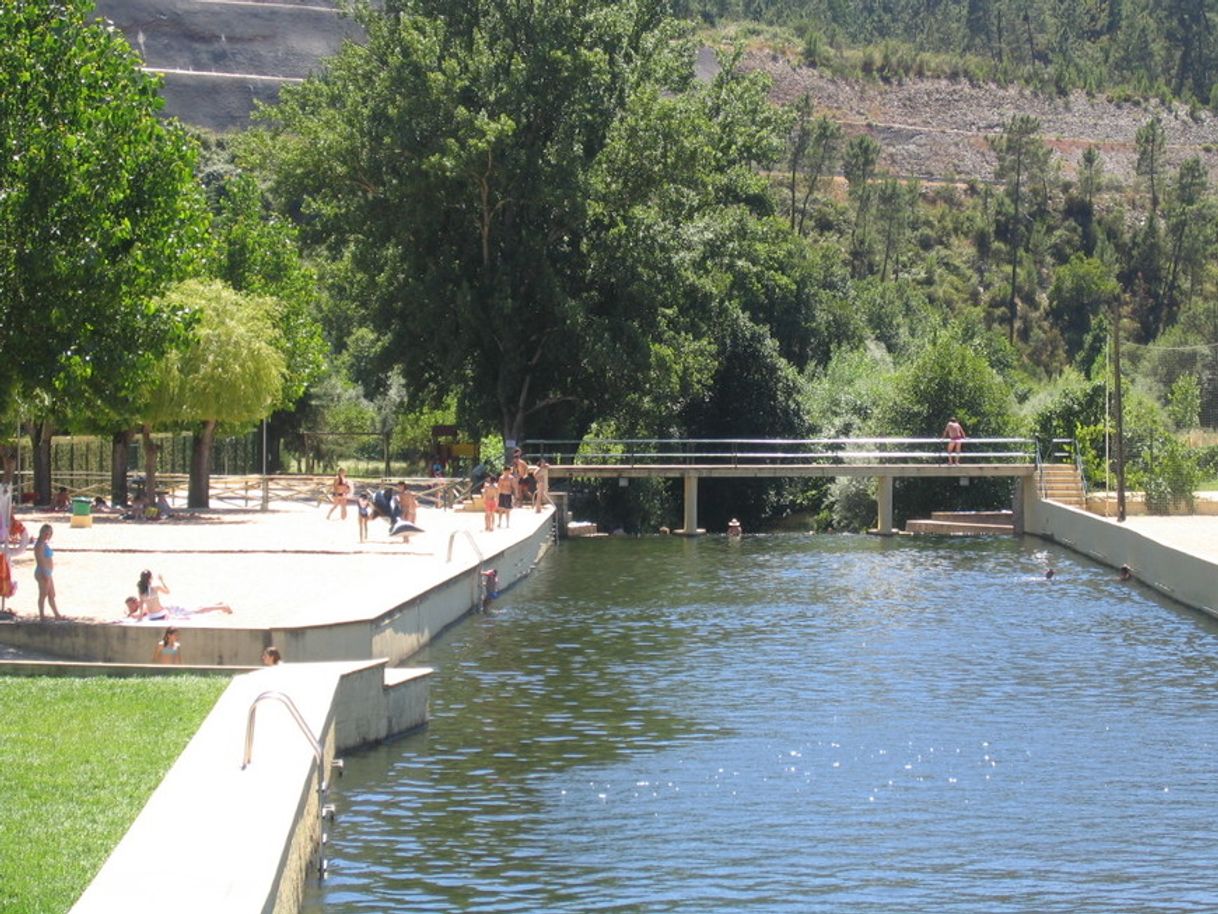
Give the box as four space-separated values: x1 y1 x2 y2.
302 534 1218 913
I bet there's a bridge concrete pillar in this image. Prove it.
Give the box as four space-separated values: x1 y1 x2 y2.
676 474 704 536
874 474 895 536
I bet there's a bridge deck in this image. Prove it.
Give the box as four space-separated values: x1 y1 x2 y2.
546 463 1037 479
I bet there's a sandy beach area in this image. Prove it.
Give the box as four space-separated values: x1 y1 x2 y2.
4 499 543 629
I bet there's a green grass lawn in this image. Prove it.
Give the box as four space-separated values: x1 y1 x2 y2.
0 676 227 914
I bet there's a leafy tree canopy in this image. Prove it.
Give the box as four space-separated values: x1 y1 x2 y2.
255 0 814 446
0 0 208 414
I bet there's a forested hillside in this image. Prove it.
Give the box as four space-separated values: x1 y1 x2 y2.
10 0 1214 529
722 44 1218 184
684 0 1218 107
232 0 1218 532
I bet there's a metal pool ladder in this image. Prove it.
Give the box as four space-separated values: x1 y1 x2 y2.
242 690 344 880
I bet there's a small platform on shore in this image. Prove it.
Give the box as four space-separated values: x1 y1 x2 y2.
905 510 1016 536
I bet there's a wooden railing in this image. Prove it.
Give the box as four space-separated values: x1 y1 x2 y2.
9 472 473 510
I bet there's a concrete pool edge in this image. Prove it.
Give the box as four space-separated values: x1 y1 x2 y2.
68 659 433 914
56 515 556 914
1025 497 1218 617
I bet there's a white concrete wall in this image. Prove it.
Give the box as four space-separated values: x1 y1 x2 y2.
1026 496 1218 616
70 659 431 914
1 514 555 666
332 664 432 750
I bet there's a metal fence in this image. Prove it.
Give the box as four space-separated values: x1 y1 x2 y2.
526 437 1042 467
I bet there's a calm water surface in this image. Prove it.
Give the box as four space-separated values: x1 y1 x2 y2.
303 535 1218 913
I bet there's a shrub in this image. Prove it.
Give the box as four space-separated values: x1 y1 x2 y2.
1141 434 1202 513
829 475 875 531
802 28 827 67
1167 374 1201 430
1196 444 1218 477
1074 422 1110 489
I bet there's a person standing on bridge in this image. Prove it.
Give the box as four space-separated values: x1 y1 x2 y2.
943 417 966 465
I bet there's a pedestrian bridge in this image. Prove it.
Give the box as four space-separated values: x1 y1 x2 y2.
527 437 1046 535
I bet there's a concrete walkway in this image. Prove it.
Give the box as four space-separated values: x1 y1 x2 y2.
1120 515 1218 565
5 500 546 628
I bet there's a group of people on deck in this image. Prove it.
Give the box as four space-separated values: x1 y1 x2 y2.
481 450 550 532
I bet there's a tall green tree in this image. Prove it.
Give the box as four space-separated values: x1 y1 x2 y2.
1161 156 1215 327
1048 253 1121 359
842 133 882 277
141 280 286 507
205 171 327 470
258 0 702 446
259 0 802 449
785 95 842 237
989 114 1052 345
1135 116 1168 219
875 176 917 282
0 0 208 501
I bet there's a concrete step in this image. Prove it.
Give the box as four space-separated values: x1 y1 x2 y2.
929 510 1014 524
905 519 1015 535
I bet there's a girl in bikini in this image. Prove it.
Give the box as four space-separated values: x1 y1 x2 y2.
153 627 182 664
34 524 63 620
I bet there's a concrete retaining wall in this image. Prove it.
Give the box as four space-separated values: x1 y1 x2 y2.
1 518 554 666
70 659 431 914
1025 496 1218 616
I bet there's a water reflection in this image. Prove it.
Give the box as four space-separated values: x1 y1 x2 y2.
305 535 1218 913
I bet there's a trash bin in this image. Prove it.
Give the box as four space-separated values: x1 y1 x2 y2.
70 496 93 529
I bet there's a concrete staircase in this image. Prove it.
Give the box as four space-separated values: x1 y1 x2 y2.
905 511 1015 535
1039 462 1086 509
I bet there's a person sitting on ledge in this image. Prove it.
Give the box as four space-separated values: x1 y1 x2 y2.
52 487 71 512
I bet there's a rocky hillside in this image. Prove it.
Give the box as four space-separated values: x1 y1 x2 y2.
732 48 1218 187
95 0 1218 186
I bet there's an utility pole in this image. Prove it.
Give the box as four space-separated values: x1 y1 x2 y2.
1113 294 1126 523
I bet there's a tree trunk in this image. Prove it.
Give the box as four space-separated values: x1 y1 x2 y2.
140 425 160 504
1 445 16 488
189 420 216 509
28 420 53 506
266 411 291 474
110 429 132 506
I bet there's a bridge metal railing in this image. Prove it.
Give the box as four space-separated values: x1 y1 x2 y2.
526 437 1040 468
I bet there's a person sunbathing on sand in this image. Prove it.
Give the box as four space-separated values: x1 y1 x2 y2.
131 569 233 620
126 596 233 621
